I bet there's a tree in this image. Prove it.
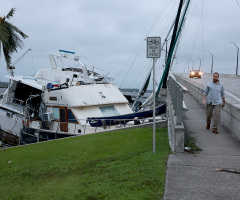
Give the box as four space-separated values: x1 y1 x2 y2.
0 8 28 69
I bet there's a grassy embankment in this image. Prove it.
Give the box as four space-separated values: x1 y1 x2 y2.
0 127 170 200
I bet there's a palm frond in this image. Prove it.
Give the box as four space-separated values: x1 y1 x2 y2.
2 43 12 67
9 32 24 53
0 25 10 42
0 8 28 70
6 21 28 39
5 24 25 53
5 8 16 20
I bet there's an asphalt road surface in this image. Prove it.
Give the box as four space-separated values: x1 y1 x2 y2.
175 73 240 104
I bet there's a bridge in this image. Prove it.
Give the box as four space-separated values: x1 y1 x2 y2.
167 72 240 152
164 72 240 199
176 72 240 141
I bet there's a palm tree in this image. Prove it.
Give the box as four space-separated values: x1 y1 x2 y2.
0 8 28 69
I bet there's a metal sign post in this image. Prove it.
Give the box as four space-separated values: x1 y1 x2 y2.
147 37 161 153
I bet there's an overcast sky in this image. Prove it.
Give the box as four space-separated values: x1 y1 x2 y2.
1 0 240 88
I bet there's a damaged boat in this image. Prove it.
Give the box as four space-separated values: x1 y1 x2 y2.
0 50 166 144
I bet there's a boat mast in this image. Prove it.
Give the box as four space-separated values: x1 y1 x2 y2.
156 0 191 95
132 1 186 111
141 0 191 108
162 0 184 88
132 67 152 111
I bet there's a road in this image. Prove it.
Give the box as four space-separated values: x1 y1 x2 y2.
175 73 240 104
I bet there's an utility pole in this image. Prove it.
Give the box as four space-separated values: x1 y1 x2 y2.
230 42 239 75
209 51 213 73
198 57 201 70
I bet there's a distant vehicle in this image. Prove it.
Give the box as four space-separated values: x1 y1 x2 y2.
189 70 202 78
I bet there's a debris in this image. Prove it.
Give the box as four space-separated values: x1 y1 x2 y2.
214 169 240 174
2 134 19 146
184 146 197 154
184 147 191 151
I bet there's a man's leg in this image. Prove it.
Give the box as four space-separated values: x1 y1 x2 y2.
206 104 214 126
212 104 221 131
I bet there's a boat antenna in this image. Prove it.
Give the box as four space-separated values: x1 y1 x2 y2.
59 49 75 69
8 48 32 76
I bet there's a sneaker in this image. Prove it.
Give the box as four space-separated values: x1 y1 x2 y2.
206 124 210 129
212 129 218 134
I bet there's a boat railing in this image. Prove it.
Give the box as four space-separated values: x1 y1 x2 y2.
48 115 165 135
19 116 166 145
167 75 188 124
13 98 25 106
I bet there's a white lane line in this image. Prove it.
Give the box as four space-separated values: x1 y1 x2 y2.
225 91 240 103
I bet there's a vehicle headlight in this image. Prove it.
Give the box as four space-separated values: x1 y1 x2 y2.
191 72 195 75
199 72 202 75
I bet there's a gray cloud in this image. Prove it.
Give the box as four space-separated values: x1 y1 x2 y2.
1 0 240 88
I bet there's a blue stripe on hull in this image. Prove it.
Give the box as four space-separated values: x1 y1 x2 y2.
87 104 166 127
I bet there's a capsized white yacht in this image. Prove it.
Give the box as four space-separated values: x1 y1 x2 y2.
0 50 166 144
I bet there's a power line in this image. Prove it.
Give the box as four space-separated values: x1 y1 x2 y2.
118 0 176 87
120 40 145 88
234 0 240 9
186 1 202 64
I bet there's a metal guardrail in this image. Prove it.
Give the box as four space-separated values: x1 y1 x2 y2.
167 75 188 124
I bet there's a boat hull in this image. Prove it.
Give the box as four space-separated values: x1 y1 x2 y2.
87 104 166 127
0 106 23 137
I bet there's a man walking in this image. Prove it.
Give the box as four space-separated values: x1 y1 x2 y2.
203 72 225 133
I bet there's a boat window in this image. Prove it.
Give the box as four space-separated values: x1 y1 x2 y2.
99 105 119 117
68 109 77 123
53 107 60 120
60 109 66 122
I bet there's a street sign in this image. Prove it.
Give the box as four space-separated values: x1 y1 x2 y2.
147 37 161 58
146 36 161 153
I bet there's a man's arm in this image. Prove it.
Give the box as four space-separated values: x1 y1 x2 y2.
203 94 206 105
203 84 209 105
222 97 225 107
221 84 225 107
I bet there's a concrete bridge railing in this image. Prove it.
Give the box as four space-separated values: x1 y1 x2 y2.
175 74 240 141
167 75 188 152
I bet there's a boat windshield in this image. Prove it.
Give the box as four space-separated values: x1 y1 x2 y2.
99 105 120 117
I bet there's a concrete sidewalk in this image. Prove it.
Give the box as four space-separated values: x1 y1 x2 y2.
163 92 240 200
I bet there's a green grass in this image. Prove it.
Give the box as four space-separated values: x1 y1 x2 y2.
0 127 170 200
